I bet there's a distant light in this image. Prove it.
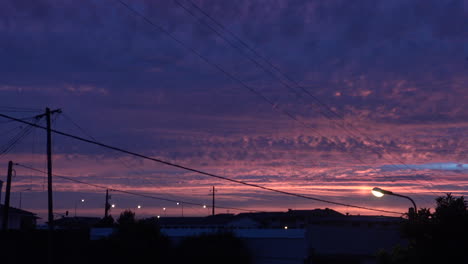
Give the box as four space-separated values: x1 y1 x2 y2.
81 199 85 202
157 215 160 219
203 205 207 208
137 205 141 209
163 207 166 211
284 226 288 230
111 204 115 208
176 202 179 205
371 188 385 198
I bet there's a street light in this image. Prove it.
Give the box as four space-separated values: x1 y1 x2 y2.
177 202 184 217
371 188 385 197
19 188 31 209
74 198 85 217
372 187 417 212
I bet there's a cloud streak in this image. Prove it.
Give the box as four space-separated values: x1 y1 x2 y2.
1 0 467 220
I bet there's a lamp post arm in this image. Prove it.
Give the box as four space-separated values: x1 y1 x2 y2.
392 193 417 212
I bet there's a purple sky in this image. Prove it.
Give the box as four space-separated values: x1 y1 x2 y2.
1 0 467 220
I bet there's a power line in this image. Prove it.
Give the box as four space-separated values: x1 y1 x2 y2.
114 0 316 134
0 119 40 157
14 163 259 213
111 1 401 206
62 113 98 142
0 106 42 113
169 0 442 201
0 113 403 215
110 0 438 210
113 0 441 201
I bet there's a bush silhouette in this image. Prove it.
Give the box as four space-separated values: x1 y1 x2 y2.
378 194 468 264
174 232 252 264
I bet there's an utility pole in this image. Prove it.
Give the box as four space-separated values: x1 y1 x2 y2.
46 107 54 264
35 107 61 264
46 107 54 231
34 107 61 229
104 189 110 218
2 161 13 231
0 179 3 204
211 186 216 216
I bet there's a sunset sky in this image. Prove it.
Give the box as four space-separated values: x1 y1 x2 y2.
1 0 467 221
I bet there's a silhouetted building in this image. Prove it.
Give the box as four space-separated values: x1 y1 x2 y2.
53 216 101 230
159 209 405 264
305 214 405 264
0 204 38 229
230 208 344 228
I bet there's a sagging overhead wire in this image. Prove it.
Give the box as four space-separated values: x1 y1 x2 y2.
15 163 260 213
168 0 442 201
112 0 440 208
1 113 402 215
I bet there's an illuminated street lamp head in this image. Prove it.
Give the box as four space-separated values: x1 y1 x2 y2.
372 187 393 198
176 202 180 205
81 199 85 202
111 204 115 208
137 205 141 209
203 205 207 208
372 188 384 197
163 207 166 211
371 187 417 214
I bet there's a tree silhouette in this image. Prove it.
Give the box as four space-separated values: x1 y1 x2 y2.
378 194 468 264
88 210 170 264
117 210 136 227
95 215 114 227
434 194 467 223
174 232 252 264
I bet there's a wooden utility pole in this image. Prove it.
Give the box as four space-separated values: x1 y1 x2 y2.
46 107 54 264
1 161 13 230
46 107 54 230
33 107 60 229
33 107 61 264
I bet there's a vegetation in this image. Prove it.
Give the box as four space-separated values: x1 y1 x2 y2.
174 232 252 264
378 194 468 264
0 210 252 264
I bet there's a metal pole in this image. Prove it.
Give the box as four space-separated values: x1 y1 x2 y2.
2 161 13 230
393 193 417 213
212 186 215 216
105 189 109 218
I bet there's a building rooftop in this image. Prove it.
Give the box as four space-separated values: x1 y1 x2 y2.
0 204 39 218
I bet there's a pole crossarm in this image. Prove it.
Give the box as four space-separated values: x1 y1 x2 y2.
34 109 62 120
